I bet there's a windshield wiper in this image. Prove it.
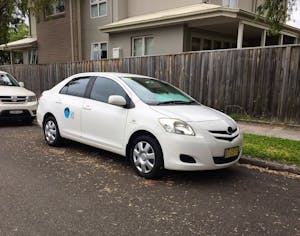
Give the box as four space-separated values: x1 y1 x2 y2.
156 100 197 105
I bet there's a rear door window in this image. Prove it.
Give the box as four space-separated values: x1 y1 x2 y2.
60 77 90 97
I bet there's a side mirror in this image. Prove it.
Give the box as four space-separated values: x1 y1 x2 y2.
108 95 127 107
19 82 25 87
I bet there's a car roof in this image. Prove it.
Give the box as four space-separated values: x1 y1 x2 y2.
72 72 151 79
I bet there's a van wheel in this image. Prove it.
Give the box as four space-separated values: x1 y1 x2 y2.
43 116 63 147
129 135 164 179
24 117 34 125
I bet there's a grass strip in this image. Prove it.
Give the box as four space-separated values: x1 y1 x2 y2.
243 133 300 167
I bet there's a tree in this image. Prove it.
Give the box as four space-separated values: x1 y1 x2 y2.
0 0 53 64
0 1 27 43
257 0 297 35
0 0 56 44
0 0 28 64
9 23 29 42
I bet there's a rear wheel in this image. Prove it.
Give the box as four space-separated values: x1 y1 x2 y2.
129 135 164 179
43 116 63 146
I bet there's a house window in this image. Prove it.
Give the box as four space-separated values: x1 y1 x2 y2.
91 42 108 60
203 39 212 50
213 40 222 49
223 0 237 8
132 36 154 56
192 37 201 51
45 0 65 16
90 0 107 18
223 42 231 49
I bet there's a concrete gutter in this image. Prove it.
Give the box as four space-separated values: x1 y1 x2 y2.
238 120 300 141
240 156 300 175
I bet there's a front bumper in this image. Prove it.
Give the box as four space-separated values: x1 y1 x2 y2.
159 129 243 171
0 102 38 120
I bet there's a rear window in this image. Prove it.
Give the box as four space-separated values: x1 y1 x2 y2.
60 77 90 97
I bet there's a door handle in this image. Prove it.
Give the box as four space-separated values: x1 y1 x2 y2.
83 104 92 111
56 100 62 104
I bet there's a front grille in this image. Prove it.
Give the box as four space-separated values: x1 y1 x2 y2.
0 110 31 119
214 135 239 142
213 155 239 164
209 128 239 142
0 96 27 103
209 129 237 135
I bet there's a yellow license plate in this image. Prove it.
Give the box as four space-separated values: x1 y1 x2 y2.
224 147 239 159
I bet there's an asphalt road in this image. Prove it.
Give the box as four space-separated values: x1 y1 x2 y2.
0 123 299 236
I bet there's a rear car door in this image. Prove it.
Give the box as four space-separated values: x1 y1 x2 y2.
81 77 130 151
56 76 91 139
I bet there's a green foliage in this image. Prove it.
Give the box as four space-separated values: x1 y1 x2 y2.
0 0 54 44
243 133 300 166
257 0 296 35
29 0 56 16
0 0 28 64
9 23 29 42
0 0 28 44
0 0 53 64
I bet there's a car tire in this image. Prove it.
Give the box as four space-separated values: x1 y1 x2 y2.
43 116 63 147
129 135 164 179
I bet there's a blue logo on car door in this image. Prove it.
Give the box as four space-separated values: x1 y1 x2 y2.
64 107 70 119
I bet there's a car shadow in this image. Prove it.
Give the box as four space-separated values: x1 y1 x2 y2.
63 139 129 164
0 120 35 127
162 168 241 184
62 138 242 184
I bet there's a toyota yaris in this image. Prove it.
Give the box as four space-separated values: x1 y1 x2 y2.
37 73 242 178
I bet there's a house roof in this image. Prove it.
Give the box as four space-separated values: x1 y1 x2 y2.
100 3 300 36
0 37 37 51
100 3 223 32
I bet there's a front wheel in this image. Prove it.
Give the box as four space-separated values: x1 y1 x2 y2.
129 135 164 179
24 117 35 125
43 116 63 147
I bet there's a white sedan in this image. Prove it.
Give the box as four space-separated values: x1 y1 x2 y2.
37 73 242 179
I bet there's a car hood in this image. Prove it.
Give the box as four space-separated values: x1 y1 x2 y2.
150 104 235 124
0 86 35 96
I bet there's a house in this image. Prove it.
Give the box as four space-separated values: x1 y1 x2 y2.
3 0 299 64
0 38 38 64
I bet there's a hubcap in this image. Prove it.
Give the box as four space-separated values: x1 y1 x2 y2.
133 141 155 174
45 120 57 143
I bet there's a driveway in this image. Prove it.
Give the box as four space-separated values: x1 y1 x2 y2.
0 123 299 236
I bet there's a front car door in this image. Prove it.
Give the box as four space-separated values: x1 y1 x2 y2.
81 76 130 152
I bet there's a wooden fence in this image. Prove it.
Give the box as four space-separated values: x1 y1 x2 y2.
1 45 300 124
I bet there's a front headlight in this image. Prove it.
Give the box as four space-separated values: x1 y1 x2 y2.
159 118 195 136
26 96 37 102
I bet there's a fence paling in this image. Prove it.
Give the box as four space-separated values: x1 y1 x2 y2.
1 45 300 124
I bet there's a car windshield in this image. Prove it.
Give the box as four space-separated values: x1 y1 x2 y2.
0 73 19 86
121 77 197 105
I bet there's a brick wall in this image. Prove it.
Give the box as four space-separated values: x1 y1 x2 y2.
36 0 72 64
